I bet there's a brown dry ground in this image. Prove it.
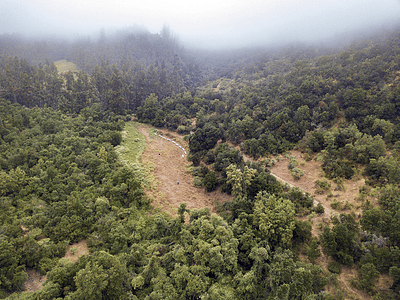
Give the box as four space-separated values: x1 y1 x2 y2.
23 269 46 293
64 239 90 263
138 124 232 217
268 150 366 227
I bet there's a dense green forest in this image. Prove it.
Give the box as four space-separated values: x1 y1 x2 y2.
1 25 400 299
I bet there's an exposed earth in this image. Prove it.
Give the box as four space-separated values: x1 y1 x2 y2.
137 124 232 217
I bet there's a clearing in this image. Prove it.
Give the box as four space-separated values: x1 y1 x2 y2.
54 60 79 73
136 123 232 217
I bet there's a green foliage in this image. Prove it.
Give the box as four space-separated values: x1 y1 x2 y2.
389 266 400 296
314 203 325 214
315 180 331 194
284 187 314 215
292 219 312 244
357 263 380 295
254 192 295 248
290 167 304 180
189 123 221 154
320 214 361 266
0 239 27 292
226 164 256 197
4 25 400 299
0 102 146 296
360 185 400 246
267 249 327 299
327 261 341 274
136 94 165 127
202 171 218 192
306 238 321 263
367 156 400 185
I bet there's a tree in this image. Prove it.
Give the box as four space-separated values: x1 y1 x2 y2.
358 263 379 295
70 262 108 300
320 215 360 266
136 93 165 127
253 191 295 248
189 124 220 153
389 266 400 296
202 171 218 192
306 238 321 263
105 66 127 114
0 240 27 292
267 249 327 299
70 251 130 300
226 164 256 197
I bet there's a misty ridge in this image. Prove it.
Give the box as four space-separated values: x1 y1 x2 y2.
2 20 400 79
1 20 400 114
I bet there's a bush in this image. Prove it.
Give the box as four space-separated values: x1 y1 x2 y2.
358 263 379 294
202 171 218 192
193 176 203 187
315 203 325 214
292 219 312 244
291 167 304 180
328 261 342 274
38 257 57 275
315 180 331 194
306 238 321 263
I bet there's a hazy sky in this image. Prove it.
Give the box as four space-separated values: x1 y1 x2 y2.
1 0 400 48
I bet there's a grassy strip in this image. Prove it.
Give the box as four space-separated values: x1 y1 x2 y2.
115 122 146 181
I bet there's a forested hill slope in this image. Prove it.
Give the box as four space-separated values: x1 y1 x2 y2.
1 25 400 299
134 25 400 298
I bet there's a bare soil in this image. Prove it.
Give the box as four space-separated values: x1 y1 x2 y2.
22 129 387 299
138 124 232 217
268 151 366 223
23 269 46 293
64 239 90 263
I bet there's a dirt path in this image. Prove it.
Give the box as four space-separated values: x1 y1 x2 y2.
138 124 232 217
267 151 336 216
240 149 372 299
239 149 366 220
234 145 336 216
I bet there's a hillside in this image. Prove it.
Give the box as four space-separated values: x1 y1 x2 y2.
1 26 400 299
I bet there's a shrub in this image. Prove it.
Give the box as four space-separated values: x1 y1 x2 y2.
306 238 321 263
315 180 331 194
193 176 203 186
202 171 218 192
293 219 312 244
328 261 342 274
70 246 78 255
315 203 325 214
291 167 304 180
358 263 379 294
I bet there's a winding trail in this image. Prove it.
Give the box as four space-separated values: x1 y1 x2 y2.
268 165 335 217
237 147 337 216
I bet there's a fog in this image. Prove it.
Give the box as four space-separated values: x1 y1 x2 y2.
1 0 400 49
